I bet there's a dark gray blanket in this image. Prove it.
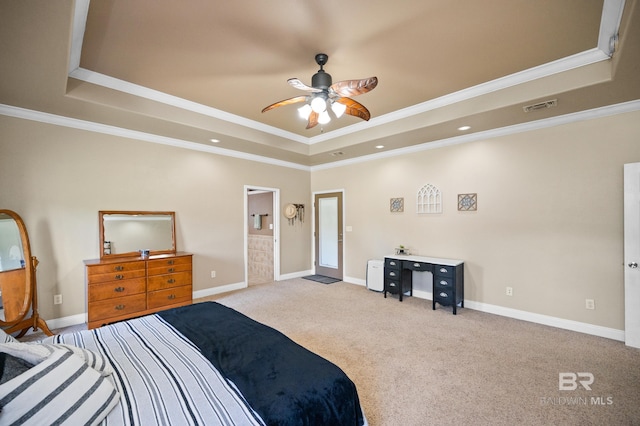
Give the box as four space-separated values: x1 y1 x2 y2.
159 302 364 426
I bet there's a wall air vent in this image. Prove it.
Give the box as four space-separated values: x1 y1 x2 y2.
523 99 557 113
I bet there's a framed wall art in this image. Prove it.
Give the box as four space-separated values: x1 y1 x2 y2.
390 198 404 212
458 193 477 211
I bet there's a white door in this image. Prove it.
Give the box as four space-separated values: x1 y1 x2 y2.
624 162 640 348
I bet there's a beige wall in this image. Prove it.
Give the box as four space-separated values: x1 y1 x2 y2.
0 115 311 320
312 110 640 330
2 109 640 331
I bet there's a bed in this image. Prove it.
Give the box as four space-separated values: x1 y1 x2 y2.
0 301 366 425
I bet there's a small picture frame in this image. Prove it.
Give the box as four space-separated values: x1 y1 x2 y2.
458 193 477 211
390 198 404 212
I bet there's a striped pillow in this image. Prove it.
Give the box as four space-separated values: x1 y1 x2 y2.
0 349 120 425
0 343 113 376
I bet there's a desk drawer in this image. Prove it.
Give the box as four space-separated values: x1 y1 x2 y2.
384 258 401 270
434 276 453 288
404 261 432 272
385 268 401 280
434 265 454 277
384 278 401 294
434 288 454 305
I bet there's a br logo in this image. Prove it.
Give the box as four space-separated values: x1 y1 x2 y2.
559 372 594 390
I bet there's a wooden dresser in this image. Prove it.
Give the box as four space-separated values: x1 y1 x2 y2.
84 252 192 329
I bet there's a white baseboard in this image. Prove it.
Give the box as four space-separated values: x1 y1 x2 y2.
46 276 625 342
345 278 624 342
193 281 247 299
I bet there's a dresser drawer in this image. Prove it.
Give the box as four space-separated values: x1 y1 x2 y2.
404 261 432 272
434 265 454 277
87 268 146 285
147 255 191 270
87 261 146 276
88 294 146 322
147 285 192 310
88 278 146 302
147 261 192 277
384 258 401 270
148 271 192 291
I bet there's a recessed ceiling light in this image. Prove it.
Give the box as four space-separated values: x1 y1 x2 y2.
209 138 220 143
375 145 384 149
458 126 471 131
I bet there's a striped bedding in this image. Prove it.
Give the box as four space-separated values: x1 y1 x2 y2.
41 315 264 426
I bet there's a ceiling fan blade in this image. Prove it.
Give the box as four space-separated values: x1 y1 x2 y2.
329 77 378 98
306 111 319 129
261 95 307 113
335 97 371 121
288 78 322 93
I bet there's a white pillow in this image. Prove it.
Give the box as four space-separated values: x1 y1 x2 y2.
0 329 18 344
0 348 120 425
0 342 113 376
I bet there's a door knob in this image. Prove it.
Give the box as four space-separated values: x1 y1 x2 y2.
629 262 638 268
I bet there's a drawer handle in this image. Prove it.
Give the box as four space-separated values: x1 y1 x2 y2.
439 280 448 286
168 260 175 265
168 294 176 300
389 283 396 287
114 265 124 271
413 263 421 268
168 278 176 284
115 304 125 310
389 272 396 277
114 286 125 292
115 274 124 280
168 268 175 273
439 292 448 298
439 268 448 273
390 261 396 266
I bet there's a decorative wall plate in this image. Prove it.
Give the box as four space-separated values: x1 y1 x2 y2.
390 198 404 212
458 193 477 211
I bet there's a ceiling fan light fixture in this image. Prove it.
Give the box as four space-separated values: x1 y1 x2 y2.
331 101 346 118
310 96 327 113
298 104 312 120
318 110 331 124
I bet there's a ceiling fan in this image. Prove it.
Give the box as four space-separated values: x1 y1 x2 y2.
262 53 378 129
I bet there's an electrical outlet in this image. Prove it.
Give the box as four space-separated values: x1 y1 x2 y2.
586 299 595 310
210 270 216 278
506 287 513 296
54 294 62 305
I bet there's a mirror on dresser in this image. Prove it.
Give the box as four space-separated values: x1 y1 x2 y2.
88 211 192 329
99 211 176 259
0 209 53 337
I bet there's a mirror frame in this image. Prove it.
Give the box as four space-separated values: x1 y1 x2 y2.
0 209 52 336
99 211 176 259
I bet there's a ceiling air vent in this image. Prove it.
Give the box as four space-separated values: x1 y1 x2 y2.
523 99 557 113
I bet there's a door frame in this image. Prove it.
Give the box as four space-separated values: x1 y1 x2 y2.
244 185 280 284
312 189 344 279
624 163 640 348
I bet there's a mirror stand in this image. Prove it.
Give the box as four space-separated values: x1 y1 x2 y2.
4 256 53 337
0 209 53 338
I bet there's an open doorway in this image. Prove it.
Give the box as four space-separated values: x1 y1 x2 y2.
245 186 280 285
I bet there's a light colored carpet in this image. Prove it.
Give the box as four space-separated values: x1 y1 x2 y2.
22 278 640 425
